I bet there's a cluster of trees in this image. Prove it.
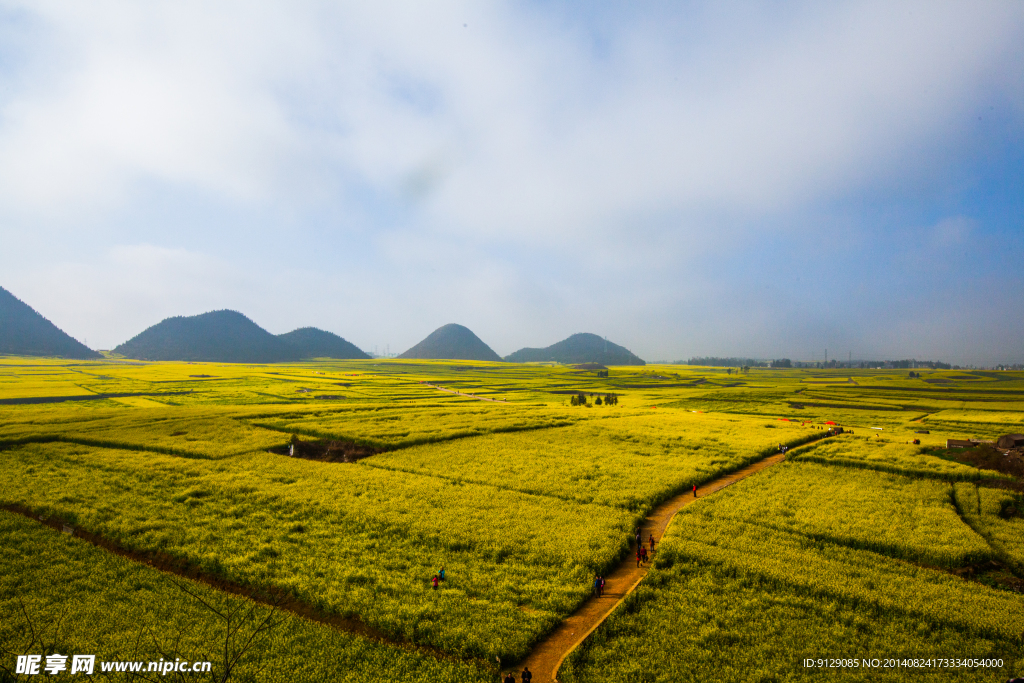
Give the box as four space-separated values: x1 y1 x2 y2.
688 356 975 371
570 393 619 406
886 359 952 369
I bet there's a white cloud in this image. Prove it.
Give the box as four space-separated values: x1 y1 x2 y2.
2 2 1020 233
0 2 1022 363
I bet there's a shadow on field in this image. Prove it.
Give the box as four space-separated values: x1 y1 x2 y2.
268 438 383 463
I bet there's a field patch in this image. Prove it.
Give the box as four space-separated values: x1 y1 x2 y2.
0 510 493 683
790 435 1004 481
367 411 817 512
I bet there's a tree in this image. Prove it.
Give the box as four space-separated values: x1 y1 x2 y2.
152 576 282 683
595 396 603 405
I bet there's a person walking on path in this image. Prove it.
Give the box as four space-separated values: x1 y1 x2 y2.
640 546 648 564
503 672 516 683
693 483 698 498
636 547 642 568
521 666 532 682
594 575 602 597
635 530 641 548
649 533 656 552
600 576 605 596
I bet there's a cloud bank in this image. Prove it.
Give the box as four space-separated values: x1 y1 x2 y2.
1 1 1022 363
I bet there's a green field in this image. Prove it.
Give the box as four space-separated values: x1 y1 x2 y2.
1 358 1022 681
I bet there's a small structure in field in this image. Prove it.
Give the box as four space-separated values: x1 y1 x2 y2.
996 434 1024 450
946 438 994 449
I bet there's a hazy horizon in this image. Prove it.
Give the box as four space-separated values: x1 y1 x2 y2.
2 2 1022 365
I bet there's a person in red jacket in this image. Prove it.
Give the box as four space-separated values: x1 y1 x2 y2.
693 483 697 498
431 574 439 590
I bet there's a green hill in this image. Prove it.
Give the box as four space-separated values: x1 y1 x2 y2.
277 327 369 359
398 324 502 362
114 310 299 363
505 332 645 365
0 286 101 359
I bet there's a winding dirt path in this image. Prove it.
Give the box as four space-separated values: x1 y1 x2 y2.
512 453 787 682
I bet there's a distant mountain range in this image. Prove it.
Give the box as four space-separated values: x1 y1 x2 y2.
1 284 644 365
113 311 368 362
0 286 101 359
505 332 645 365
398 324 502 362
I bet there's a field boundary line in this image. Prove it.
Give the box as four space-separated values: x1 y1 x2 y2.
0 435 222 460
358 460 625 511
424 382 508 402
251 418 579 453
950 484 1024 577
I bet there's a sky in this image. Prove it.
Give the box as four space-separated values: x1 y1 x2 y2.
1 1 1023 365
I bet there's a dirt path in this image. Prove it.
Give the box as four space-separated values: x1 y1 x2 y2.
513 453 786 682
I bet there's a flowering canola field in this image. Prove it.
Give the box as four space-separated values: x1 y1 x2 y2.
1 357 1022 681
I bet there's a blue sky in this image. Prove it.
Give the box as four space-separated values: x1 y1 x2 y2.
1 1 1022 364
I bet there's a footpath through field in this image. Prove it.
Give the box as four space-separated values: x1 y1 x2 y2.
513 453 787 682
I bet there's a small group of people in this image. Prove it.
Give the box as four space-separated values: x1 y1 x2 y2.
502 666 532 683
593 574 605 597
778 443 788 454
431 566 446 590
636 544 649 567
633 531 656 568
